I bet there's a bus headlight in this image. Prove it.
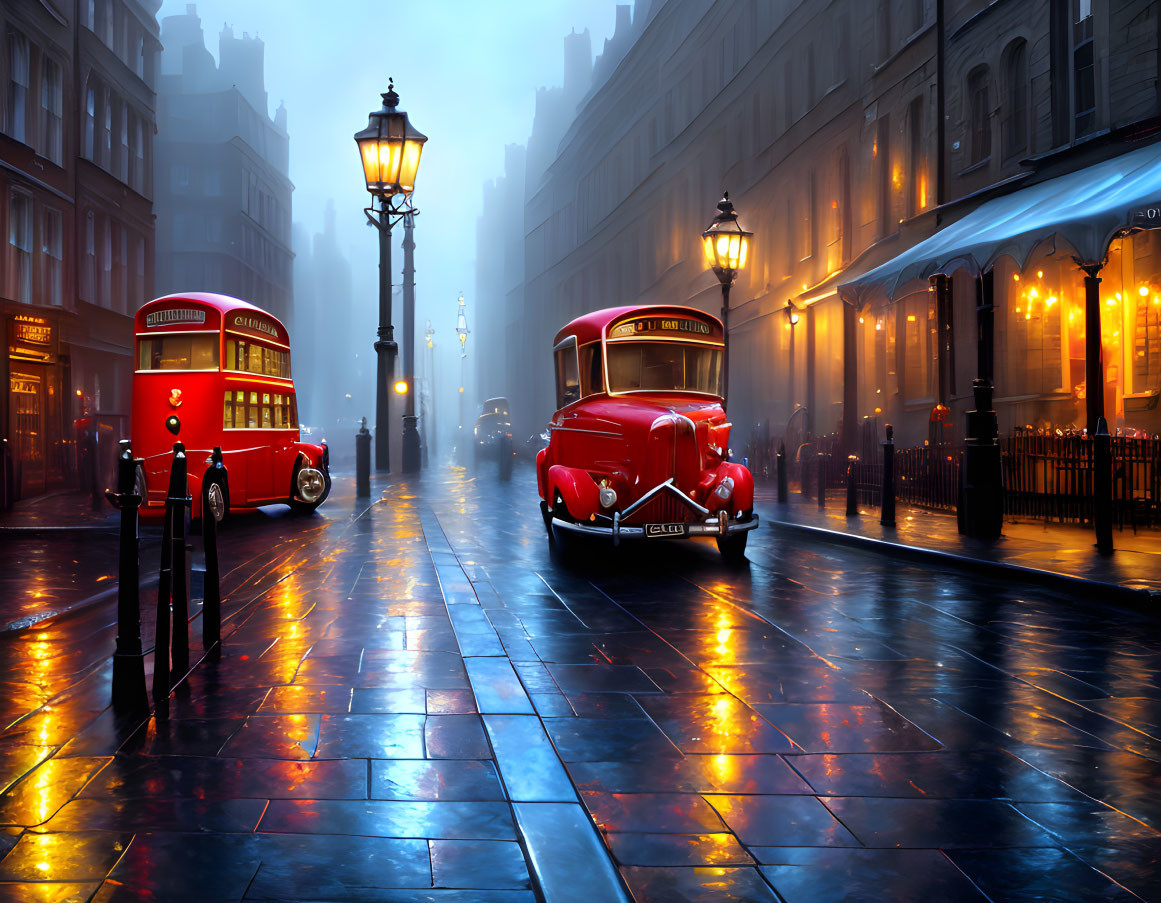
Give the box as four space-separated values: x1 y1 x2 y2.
713 476 734 501
296 466 326 503
599 485 617 508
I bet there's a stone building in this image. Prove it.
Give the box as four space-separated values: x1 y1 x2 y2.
153 5 293 327
1 0 160 505
483 0 1161 455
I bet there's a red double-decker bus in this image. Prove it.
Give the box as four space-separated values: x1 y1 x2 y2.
131 292 330 521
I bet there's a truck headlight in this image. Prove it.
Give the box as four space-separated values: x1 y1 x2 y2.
713 476 734 501
599 486 617 508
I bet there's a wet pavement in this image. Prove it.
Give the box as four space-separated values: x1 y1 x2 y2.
0 461 1158 901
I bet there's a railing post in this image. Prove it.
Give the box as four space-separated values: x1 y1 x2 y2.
170 446 191 680
1094 417 1114 553
201 447 225 650
777 442 788 503
846 454 859 517
960 378 1003 539
816 452 827 509
107 439 148 713
881 425 896 527
356 416 371 498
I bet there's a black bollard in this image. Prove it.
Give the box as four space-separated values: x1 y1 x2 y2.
881 425 896 527
846 454 859 517
356 417 371 498
817 452 827 509
1093 416 1114 554
153 445 178 716
107 440 148 713
777 442 788 503
201 447 225 650
170 447 191 680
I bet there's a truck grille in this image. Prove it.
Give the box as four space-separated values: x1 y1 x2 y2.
622 486 699 524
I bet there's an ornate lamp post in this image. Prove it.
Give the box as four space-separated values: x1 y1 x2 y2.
702 192 752 406
354 79 427 471
456 293 469 447
424 319 435 460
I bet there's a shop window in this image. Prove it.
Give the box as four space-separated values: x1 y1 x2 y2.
876 115 891 238
907 97 924 216
1072 0 1095 137
1002 40 1029 159
41 208 62 306
40 56 62 164
8 189 33 303
131 118 145 192
967 66 992 165
5 31 29 145
83 83 96 161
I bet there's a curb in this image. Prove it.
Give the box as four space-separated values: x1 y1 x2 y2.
767 516 1156 605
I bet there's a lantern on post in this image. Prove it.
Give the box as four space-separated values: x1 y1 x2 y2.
702 193 752 406
354 79 427 472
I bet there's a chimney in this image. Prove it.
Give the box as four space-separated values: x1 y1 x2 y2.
562 27 592 107
219 25 267 116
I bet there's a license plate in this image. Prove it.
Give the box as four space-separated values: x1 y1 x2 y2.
644 523 688 538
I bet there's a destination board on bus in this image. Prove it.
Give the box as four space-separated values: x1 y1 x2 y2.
609 316 720 340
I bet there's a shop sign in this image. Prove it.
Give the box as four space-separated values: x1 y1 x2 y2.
9 314 56 363
10 378 38 395
1130 203 1161 228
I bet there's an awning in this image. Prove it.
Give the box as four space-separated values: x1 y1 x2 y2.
840 140 1161 302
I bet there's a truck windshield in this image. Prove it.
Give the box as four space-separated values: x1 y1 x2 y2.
606 341 723 395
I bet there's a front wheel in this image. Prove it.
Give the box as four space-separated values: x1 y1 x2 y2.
716 531 748 563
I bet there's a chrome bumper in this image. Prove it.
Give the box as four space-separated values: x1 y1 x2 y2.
551 512 759 543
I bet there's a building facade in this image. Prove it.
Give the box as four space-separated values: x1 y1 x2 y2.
1 0 160 506
154 5 293 328
482 0 1161 457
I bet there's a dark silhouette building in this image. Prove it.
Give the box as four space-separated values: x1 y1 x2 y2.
154 4 293 327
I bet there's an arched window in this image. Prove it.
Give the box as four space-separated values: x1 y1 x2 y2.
967 66 992 165
1003 40 1029 158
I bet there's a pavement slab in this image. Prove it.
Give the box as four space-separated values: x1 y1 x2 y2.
2 467 1160 900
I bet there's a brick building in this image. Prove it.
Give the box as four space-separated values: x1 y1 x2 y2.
1 0 160 506
153 5 293 328
483 0 1161 456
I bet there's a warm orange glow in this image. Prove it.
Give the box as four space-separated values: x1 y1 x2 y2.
918 176 927 209
394 380 408 394
906 314 916 322
1013 274 1020 282
1140 286 1150 297
1037 271 1044 279
1046 296 1057 306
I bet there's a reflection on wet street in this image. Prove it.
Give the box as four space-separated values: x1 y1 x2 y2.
0 461 1158 901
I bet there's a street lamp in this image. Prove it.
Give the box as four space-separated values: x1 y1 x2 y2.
702 192 752 406
455 294 469 446
354 79 427 471
422 320 436 462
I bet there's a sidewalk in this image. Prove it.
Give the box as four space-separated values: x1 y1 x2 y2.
0 488 120 532
756 485 1161 603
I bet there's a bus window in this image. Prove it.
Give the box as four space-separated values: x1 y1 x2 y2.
262 393 273 428
247 392 258 428
225 339 290 377
138 335 218 371
273 394 284 428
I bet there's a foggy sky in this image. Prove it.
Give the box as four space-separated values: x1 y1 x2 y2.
157 0 627 406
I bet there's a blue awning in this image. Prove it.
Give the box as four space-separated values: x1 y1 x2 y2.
841 140 1161 302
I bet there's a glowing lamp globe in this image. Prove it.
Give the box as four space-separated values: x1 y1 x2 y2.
355 80 428 198
702 193 752 284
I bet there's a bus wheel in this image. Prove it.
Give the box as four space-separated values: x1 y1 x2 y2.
716 531 748 563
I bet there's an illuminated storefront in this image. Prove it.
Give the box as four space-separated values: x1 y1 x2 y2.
841 141 1161 443
3 310 70 503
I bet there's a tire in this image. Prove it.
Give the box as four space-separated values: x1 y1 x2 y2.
540 499 553 538
716 531 748 563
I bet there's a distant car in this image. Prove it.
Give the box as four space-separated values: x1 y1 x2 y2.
474 396 514 477
536 304 757 560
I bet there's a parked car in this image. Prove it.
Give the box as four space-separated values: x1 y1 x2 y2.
475 396 514 478
536 304 757 560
